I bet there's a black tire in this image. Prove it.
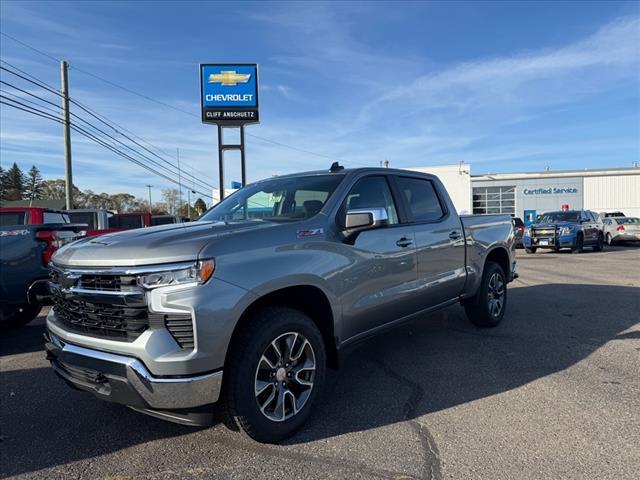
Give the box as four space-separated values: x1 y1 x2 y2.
0 303 41 329
464 261 507 328
525 247 536 254
572 234 584 253
221 307 326 443
606 233 614 246
593 234 604 252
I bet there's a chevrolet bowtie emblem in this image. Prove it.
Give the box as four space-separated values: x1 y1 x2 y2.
208 70 251 86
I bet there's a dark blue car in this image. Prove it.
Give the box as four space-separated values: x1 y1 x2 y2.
522 210 604 253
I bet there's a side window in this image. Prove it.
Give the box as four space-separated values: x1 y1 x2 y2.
344 176 399 225
43 212 68 224
603 218 610 225
396 177 445 222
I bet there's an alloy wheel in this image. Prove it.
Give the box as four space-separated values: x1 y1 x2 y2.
254 332 316 422
487 272 505 317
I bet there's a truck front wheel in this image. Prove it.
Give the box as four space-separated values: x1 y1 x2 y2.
463 261 507 328
0 303 41 329
222 307 326 443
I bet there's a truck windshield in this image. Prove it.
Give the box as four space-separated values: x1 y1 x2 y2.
200 174 344 223
537 212 581 223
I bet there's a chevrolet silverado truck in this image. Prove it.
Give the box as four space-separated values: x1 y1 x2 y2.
1 223 85 328
522 209 604 253
45 166 517 442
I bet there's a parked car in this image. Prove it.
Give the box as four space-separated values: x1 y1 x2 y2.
523 210 604 253
603 217 640 245
108 211 153 230
45 166 517 442
66 208 122 236
512 217 525 248
0 223 85 328
0 207 70 226
601 211 626 218
151 214 184 226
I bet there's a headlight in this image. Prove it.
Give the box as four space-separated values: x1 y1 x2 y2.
559 227 572 236
137 259 215 289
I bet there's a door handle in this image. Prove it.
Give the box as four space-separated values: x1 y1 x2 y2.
449 231 462 240
396 237 413 248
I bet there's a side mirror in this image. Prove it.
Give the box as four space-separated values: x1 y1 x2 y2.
344 207 389 233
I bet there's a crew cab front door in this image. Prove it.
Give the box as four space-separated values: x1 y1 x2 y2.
393 175 466 309
338 175 418 341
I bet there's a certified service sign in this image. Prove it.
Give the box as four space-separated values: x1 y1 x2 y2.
200 64 259 125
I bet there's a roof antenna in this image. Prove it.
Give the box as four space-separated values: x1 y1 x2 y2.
330 162 344 172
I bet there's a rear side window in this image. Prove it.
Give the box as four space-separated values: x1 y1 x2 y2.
109 215 143 229
68 212 96 230
0 212 26 225
396 177 445 222
43 212 69 224
152 216 175 226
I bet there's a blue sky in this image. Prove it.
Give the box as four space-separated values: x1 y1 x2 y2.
1 0 639 202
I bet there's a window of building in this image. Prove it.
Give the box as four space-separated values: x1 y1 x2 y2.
472 186 516 215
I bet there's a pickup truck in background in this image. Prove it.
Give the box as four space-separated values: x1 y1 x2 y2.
151 214 187 226
45 166 517 442
108 211 153 230
0 223 86 328
0 207 70 226
523 209 604 253
66 209 122 237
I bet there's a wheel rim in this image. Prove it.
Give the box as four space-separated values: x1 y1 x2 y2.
254 331 316 422
487 272 505 317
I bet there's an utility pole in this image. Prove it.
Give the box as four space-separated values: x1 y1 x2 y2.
60 60 73 210
146 184 152 212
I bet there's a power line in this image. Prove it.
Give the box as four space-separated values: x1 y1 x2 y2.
0 62 62 97
2 32 371 170
1 98 213 198
0 32 60 63
0 63 215 192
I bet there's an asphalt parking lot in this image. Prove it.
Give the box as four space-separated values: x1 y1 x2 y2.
1 246 639 480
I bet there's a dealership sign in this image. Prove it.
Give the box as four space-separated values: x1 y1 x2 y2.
200 64 259 125
523 187 579 195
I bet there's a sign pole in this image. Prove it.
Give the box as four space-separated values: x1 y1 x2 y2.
217 124 225 201
240 125 247 187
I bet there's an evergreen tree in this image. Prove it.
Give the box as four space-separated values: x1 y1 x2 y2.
194 197 207 215
4 163 25 201
0 165 7 201
23 165 43 201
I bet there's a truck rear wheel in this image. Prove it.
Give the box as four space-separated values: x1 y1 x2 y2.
0 303 41 329
222 307 326 443
464 261 507 328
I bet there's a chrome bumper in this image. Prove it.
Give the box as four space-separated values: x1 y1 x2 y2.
45 331 222 424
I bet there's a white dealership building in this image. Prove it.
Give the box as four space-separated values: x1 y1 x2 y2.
409 164 640 222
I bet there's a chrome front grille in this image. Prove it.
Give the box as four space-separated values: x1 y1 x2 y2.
51 288 149 341
49 265 195 349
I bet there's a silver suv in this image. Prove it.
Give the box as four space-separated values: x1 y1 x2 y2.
46 166 516 442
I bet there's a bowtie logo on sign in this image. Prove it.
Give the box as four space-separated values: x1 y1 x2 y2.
208 71 251 86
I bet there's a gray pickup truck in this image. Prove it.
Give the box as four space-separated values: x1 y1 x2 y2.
45 166 517 442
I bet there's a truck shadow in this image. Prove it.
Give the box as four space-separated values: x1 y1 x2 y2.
1 283 638 476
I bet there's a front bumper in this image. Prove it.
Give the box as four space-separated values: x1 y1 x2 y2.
45 330 222 426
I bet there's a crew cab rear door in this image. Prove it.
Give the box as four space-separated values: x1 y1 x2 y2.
393 174 466 308
338 174 418 341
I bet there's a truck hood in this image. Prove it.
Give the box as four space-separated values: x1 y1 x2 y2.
53 220 277 267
